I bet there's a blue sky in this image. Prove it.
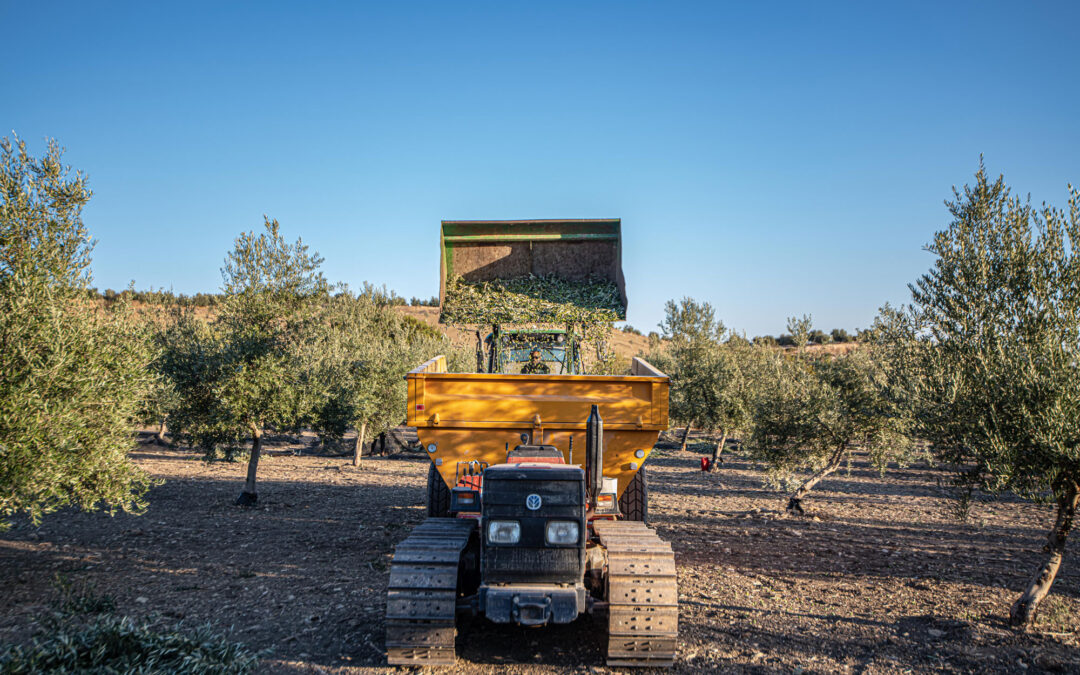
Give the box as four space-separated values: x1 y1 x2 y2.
3 1 1077 336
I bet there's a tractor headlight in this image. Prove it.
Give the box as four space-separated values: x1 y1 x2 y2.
487 520 521 544
545 520 579 545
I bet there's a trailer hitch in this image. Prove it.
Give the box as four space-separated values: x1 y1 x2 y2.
512 594 553 626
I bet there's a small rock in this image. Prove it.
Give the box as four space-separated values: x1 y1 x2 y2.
927 629 944 638
135 596 148 604
1034 654 1065 671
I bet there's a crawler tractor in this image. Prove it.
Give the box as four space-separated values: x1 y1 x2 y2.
385 220 677 667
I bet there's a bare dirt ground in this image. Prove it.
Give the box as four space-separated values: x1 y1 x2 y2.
2 431 1077 674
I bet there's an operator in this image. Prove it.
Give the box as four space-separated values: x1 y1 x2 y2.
520 348 550 374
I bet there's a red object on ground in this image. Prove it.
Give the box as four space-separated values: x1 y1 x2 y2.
700 457 709 471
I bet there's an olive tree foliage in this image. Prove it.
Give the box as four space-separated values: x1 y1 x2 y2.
164 218 328 506
157 308 235 455
652 297 756 464
0 136 155 525
137 339 181 443
786 314 812 350
874 163 1080 629
746 318 911 514
302 292 470 465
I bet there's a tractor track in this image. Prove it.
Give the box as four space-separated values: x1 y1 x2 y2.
385 517 475 666
594 519 679 667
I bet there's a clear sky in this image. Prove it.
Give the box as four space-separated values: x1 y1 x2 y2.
3 1 1077 337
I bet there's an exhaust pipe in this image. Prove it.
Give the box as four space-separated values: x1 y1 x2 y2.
585 404 603 501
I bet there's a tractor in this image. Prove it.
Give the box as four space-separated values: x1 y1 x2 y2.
385 220 677 667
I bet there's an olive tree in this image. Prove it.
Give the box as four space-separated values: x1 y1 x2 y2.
654 298 722 450
681 341 756 469
0 136 154 524
747 332 910 514
305 292 469 465
165 218 327 505
653 297 755 463
139 323 181 444
877 163 1080 629
223 218 328 504
157 308 236 456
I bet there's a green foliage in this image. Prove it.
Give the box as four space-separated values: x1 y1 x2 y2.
651 298 757 442
51 574 116 616
620 324 643 336
830 328 853 343
163 218 328 460
441 274 624 325
137 323 181 433
785 314 813 350
726 332 751 348
1 548 257 673
658 297 724 344
0 615 259 674
91 288 222 307
156 309 237 453
302 291 468 446
355 282 406 307
0 136 154 525
442 274 621 374
746 346 911 493
398 314 443 341
753 335 778 347
807 329 832 345
876 162 1080 504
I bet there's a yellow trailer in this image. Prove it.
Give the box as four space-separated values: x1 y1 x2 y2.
408 354 668 499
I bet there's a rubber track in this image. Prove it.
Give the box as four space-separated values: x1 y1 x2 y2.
385 518 475 666
593 519 678 667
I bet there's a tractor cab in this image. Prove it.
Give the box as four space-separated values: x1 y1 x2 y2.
481 327 582 374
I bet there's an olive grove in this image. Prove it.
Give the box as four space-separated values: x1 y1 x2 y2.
876 163 1080 628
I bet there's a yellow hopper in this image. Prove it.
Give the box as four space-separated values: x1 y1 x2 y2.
408 355 668 497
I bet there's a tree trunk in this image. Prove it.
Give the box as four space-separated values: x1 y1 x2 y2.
786 442 846 515
709 431 728 471
680 424 693 451
378 431 388 456
353 422 367 467
155 417 168 444
235 425 262 506
1010 481 1079 629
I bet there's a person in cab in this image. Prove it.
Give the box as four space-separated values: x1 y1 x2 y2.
520 348 550 374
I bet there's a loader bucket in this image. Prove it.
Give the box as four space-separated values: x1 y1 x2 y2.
438 219 627 321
